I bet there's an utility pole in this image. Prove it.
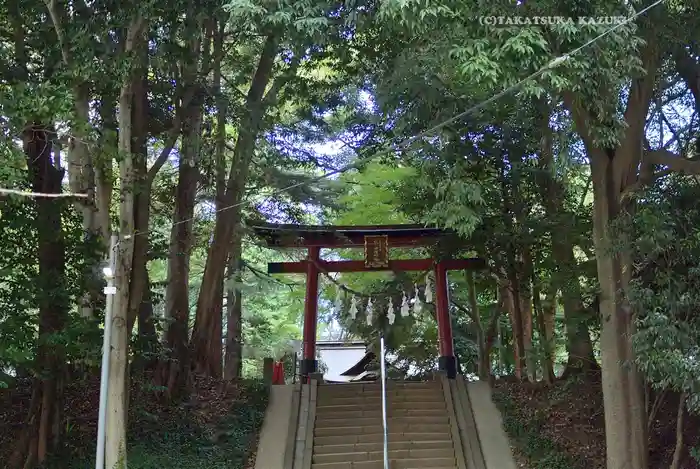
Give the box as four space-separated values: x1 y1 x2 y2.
96 234 118 469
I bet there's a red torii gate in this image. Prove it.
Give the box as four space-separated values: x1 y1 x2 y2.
253 223 486 379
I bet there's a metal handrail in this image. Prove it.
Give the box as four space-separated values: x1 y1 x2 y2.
380 335 389 469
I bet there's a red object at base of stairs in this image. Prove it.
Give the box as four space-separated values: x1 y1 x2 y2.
272 362 285 385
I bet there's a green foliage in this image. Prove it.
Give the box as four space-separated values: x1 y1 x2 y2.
616 178 700 413
690 446 700 465
239 246 305 361
0 193 103 382
334 162 415 226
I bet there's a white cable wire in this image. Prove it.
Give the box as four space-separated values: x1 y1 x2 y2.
0 188 89 198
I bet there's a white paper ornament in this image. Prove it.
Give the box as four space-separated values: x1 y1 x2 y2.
425 274 433 303
334 285 343 313
413 285 423 314
350 295 358 319
366 298 374 326
387 298 396 325
400 292 410 317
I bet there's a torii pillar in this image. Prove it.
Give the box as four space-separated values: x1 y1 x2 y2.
435 262 457 378
300 246 320 377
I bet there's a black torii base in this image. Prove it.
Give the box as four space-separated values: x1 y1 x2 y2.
300 358 318 377
439 355 457 379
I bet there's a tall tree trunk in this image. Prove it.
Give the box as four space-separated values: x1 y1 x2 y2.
536 98 598 377
500 153 529 380
96 93 115 241
68 83 100 318
224 233 244 380
7 17 68 468
162 100 200 394
127 64 151 335
563 32 660 465
591 153 648 469
161 15 211 386
543 292 556 376
496 288 509 374
213 19 227 206
558 241 599 377
532 270 554 384
106 17 146 469
482 303 501 382
191 35 279 376
465 271 489 381
521 248 535 381
670 393 687 469
137 264 157 356
45 0 101 318
503 279 526 379
9 124 68 469
209 279 225 377
124 64 154 412
213 21 236 380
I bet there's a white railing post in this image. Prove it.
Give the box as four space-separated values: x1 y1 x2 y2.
380 335 389 469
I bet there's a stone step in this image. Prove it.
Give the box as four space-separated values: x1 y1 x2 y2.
317 392 442 402
313 447 455 464
316 400 446 413
313 440 453 455
316 407 445 420
318 382 440 392
311 458 456 468
315 423 451 437
316 395 443 407
318 387 441 399
314 432 454 446
319 381 440 389
315 415 449 428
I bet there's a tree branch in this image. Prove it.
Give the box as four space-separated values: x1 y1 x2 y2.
241 260 298 290
44 0 71 65
452 300 478 323
484 306 501 345
674 47 700 111
146 85 197 182
262 59 301 110
247 35 279 108
644 148 700 174
125 16 148 53
660 111 685 148
561 91 597 155
616 39 662 192
578 174 592 211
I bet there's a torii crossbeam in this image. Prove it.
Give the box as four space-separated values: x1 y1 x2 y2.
253 223 486 379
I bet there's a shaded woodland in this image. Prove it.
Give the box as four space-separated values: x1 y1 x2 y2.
2 1 700 468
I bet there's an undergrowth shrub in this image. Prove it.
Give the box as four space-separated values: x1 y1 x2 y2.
64 379 269 469
493 388 582 469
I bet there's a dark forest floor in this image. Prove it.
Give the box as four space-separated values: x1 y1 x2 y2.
493 375 700 469
0 373 267 469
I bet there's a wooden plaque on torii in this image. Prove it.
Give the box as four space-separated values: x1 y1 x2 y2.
364 235 389 268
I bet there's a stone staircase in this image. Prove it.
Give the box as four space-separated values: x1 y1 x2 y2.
311 380 465 469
